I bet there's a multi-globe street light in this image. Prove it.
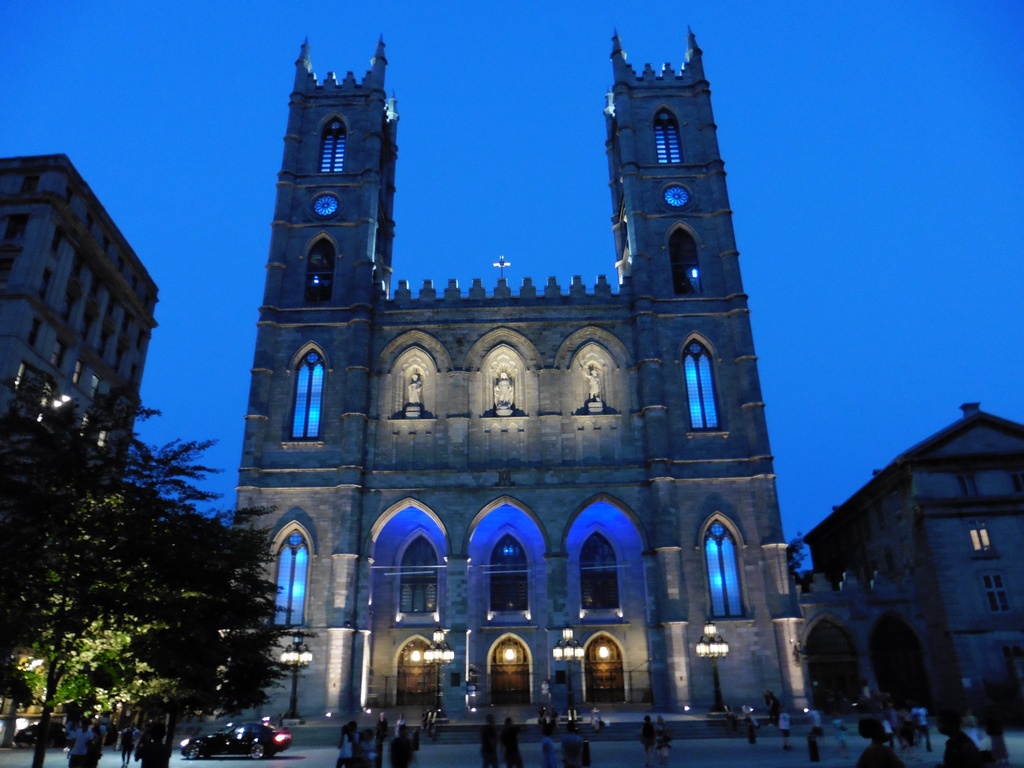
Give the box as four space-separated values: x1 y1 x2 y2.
552 625 585 721
423 626 454 715
280 634 313 720
695 621 729 712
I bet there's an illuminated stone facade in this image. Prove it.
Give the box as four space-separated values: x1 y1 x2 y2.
237 35 803 717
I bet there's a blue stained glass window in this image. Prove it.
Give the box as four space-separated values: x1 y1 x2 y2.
669 229 700 295
400 537 438 613
580 532 619 609
275 531 309 625
490 534 528 612
654 111 682 164
292 351 325 438
320 120 346 172
684 342 718 430
705 522 741 617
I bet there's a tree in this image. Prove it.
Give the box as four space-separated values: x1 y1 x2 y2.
786 532 811 589
0 373 284 768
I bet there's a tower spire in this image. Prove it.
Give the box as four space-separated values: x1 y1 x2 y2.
610 29 631 82
685 26 705 80
294 37 313 91
369 34 387 87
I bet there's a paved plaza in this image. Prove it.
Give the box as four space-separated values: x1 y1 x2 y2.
2 724 1021 768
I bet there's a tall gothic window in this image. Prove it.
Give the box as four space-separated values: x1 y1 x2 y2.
305 240 335 304
320 120 346 173
275 531 309 625
705 522 741 617
490 534 528 612
291 351 325 439
669 229 700 295
654 111 682 164
683 341 718 429
400 537 438 613
580 532 619 610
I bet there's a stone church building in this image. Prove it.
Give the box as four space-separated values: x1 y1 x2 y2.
237 33 805 718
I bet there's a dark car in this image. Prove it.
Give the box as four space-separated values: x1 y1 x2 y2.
14 721 68 748
180 722 291 760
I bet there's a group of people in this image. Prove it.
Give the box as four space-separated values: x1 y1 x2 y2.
65 719 171 768
854 708 1009 768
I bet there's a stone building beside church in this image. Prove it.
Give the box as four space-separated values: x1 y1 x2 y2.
237 34 805 717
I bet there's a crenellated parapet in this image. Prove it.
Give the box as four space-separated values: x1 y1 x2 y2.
386 274 626 307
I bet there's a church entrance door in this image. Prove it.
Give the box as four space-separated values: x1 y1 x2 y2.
870 616 931 707
490 637 530 705
584 634 625 703
396 638 434 707
806 620 861 713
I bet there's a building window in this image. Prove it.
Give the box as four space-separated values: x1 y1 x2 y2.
400 537 438 614
305 240 335 304
4 214 28 240
970 526 991 552
490 534 528 612
580 532 619 610
684 341 718 429
89 374 100 397
275 531 309 625
21 176 39 192
705 522 741 617
983 574 1009 612
957 473 979 496
291 351 325 439
653 111 682 163
669 229 700 295
40 268 52 298
50 341 65 368
320 120 346 173
72 360 83 385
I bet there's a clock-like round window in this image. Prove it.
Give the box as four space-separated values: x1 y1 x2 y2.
313 194 339 217
664 185 690 208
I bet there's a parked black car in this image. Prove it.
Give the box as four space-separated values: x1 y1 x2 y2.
180 723 291 760
14 722 68 748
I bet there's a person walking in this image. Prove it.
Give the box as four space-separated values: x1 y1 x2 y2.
832 715 849 757
134 723 171 768
854 718 905 768
68 720 93 768
640 715 656 766
561 721 583 768
654 715 672 764
481 714 500 768
389 725 413 768
910 701 932 752
374 713 389 768
120 725 135 768
501 717 524 768
778 710 792 750
540 722 558 768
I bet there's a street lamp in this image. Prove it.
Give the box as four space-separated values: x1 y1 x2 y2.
552 625 585 722
423 626 454 716
280 634 313 720
695 621 729 712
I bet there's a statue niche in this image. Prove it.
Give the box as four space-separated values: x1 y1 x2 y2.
585 363 604 413
404 368 424 418
493 367 515 417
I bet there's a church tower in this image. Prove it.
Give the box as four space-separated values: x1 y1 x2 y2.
238 33 804 720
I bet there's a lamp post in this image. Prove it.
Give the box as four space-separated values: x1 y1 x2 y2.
695 621 729 712
423 626 454 716
280 634 313 720
552 625 585 722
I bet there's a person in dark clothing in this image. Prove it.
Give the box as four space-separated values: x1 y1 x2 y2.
937 710 984 768
481 714 500 768
641 715 656 766
120 726 135 768
501 717 524 768
389 725 413 768
855 718 905 768
134 723 171 768
374 713 390 768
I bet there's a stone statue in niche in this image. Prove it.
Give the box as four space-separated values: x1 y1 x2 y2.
493 368 515 417
586 363 604 413
404 370 423 418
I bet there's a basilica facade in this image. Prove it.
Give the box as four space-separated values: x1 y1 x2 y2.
237 33 805 717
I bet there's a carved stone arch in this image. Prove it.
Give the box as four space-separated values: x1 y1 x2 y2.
695 512 746 549
386 345 441 419
664 221 704 252
487 633 532 705
394 634 435 707
368 497 449 556
679 332 718 363
554 327 631 369
378 330 452 374
396 527 443 565
562 493 648 553
288 342 330 372
650 103 682 128
271 507 319 556
479 343 531 418
582 631 626 704
463 327 542 371
466 495 549 558
869 613 932 707
305 231 341 258
804 616 862 712
318 112 352 135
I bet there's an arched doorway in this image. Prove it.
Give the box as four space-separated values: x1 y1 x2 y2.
584 634 624 703
871 616 931 707
805 620 860 713
396 638 434 707
490 636 530 705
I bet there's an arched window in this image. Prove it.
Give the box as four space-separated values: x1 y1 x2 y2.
654 111 682 164
305 240 335 304
490 534 528 612
669 229 700 295
400 537 438 613
705 522 741 617
320 120 346 173
275 531 309 625
580 533 619 609
683 341 718 430
291 351 325 439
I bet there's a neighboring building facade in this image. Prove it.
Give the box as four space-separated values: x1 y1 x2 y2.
0 155 157 408
803 404 1024 718
238 35 805 718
